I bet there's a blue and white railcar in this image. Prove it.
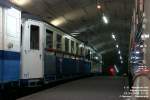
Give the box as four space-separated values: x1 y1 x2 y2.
20 16 102 86
21 19 44 85
0 6 21 84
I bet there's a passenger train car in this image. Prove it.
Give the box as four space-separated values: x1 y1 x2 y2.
0 6 102 87
0 6 21 85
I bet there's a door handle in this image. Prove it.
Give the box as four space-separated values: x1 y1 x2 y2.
25 50 30 54
25 50 27 54
40 54 42 59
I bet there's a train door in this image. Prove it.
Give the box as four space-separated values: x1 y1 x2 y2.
21 21 43 79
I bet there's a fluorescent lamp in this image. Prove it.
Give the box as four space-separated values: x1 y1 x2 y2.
116 45 119 48
102 15 109 24
72 34 77 37
71 33 80 35
114 65 119 73
95 57 99 60
118 50 121 54
120 56 122 60
121 61 124 64
50 17 66 26
112 34 115 39
112 33 116 40
10 0 30 6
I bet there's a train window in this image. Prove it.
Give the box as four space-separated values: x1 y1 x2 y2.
85 49 87 57
46 29 53 49
80 47 83 56
30 25 39 50
85 49 88 58
56 34 62 50
65 38 69 52
71 41 74 53
87 49 91 59
76 43 79 55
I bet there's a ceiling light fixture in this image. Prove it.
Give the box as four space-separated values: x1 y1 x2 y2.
71 33 80 37
118 50 121 54
112 34 116 40
50 17 66 26
71 34 77 37
95 57 99 60
121 61 124 64
10 0 30 6
116 44 119 48
97 4 101 9
114 65 119 73
102 14 109 24
71 33 80 35
120 56 123 60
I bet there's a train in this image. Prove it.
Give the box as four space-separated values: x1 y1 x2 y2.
0 6 102 87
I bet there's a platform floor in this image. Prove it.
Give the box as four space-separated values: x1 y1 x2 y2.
18 76 128 100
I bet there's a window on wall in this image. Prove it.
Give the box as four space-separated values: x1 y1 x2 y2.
71 41 74 53
65 38 69 52
56 34 62 50
46 29 53 49
30 25 39 50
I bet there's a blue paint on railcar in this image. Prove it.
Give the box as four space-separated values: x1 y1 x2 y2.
3 51 20 60
61 58 77 75
0 50 2 83
3 60 20 82
56 57 63 75
0 50 3 60
69 59 77 74
44 54 57 80
62 58 71 75
0 50 20 83
76 60 80 74
78 60 85 74
73 59 78 74
83 61 91 74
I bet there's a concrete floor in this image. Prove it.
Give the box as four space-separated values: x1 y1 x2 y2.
18 76 128 100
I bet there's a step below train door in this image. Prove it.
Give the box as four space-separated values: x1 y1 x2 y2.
21 20 43 79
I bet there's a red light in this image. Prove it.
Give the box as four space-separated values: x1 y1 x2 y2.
110 68 114 72
109 67 116 76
